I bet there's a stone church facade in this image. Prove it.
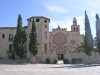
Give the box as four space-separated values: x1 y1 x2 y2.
0 16 100 64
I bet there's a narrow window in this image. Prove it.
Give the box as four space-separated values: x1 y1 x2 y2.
2 34 5 39
9 44 13 51
74 27 75 31
44 32 47 38
30 20 31 22
9 34 13 41
45 25 47 28
44 44 47 51
76 28 78 31
36 19 39 22
44 20 47 23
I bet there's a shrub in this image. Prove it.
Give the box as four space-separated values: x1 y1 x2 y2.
63 59 69 64
72 58 76 64
46 58 50 64
77 58 83 63
54 58 58 64
11 53 15 59
8 53 15 59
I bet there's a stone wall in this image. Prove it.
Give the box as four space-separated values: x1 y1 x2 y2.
42 50 100 64
0 28 17 58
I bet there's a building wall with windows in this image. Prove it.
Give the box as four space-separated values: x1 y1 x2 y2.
0 28 16 58
0 16 85 63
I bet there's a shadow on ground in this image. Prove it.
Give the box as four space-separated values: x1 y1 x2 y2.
0 59 31 65
46 64 100 69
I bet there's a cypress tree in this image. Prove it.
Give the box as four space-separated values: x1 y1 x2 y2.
84 11 93 56
96 14 100 54
29 19 38 63
13 14 27 59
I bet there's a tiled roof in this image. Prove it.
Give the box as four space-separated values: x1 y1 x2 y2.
27 16 50 22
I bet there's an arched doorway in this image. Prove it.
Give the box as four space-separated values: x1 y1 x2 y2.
58 54 64 60
55 45 66 60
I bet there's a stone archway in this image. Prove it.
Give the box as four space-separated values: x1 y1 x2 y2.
55 45 66 60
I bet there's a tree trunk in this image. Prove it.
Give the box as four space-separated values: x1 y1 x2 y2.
88 56 90 64
33 56 35 64
31 56 35 64
95 52 97 63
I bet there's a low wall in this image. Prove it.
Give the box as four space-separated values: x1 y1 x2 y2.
42 50 100 64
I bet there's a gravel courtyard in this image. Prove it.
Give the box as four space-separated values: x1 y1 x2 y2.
0 62 100 75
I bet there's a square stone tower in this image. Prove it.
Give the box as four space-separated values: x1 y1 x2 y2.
27 16 50 62
71 17 80 34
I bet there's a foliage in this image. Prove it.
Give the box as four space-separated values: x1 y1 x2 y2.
95 14 100 54
29 19 38 56
63 59 69 64
54 58 58 64
74 41 85 53
8 53 15 59
7 50 15 59
13 14 27 59
84 11 93 56
46 58 50 64
97 40 100 54
72 58 77 64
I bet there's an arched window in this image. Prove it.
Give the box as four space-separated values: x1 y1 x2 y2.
76 28 78 31
36 18 39 22
44 32 47 38
44 20 47 23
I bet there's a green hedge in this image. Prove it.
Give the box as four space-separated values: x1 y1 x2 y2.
8 53 15 59
54 58 58 64
72 58 83 64
63 59 69 64
72 58 76 64
46 58 50 64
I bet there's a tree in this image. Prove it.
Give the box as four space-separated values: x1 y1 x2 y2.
29 19 38 63
95 14 100 54
13 14 27 59
74 41 85 53
84 11 93 56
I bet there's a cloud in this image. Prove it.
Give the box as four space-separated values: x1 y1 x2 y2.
90 11 96 17
45 5 68 13
76 16 85 34
71 6 86 11
49 16 85 34
86 0 100 9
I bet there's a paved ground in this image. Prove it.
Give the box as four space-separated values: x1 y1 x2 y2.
0 62 100 75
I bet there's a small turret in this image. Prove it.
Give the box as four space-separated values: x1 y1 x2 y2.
73 17 77 25
58 25 61 29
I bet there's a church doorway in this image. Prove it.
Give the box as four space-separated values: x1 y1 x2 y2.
58 54 64 60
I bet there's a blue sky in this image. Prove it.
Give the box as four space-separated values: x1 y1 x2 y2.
0 0 100 38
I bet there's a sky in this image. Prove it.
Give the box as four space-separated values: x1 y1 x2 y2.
0 0 100 38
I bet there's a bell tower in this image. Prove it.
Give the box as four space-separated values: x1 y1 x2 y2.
73 17 77 25
71 17 80 33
